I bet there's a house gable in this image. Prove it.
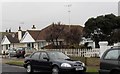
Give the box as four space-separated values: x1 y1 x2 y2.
1 36 10 45
20 31 35 43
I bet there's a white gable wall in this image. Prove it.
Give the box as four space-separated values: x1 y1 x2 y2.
1 36 10 45
20 31 35 43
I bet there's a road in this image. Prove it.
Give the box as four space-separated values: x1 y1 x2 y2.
2 64 26 74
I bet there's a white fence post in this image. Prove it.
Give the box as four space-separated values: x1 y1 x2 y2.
99 41 111 58
43 48 100 57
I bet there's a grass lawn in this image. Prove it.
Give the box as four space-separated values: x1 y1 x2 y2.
86 66 99 74
5 60 24 66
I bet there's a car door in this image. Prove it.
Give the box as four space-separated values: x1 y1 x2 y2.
101 49 120 72
39 52 52 72
30 52 41 70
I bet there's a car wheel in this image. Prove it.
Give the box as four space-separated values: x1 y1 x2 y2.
17 56 20 58
26 64 33 74
52 66 59 74
110 70 120 74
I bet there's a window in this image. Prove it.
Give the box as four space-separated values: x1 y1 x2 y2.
31 52 40 59
40 52 48 60
6 44 10 50
27 43 30 47
104 49 120 60
32 43 34 48
27 43 34 48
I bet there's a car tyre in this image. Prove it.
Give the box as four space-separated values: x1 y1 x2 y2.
16 56 20 58
110 70 120 74
26 64 33 74
52 66 60 74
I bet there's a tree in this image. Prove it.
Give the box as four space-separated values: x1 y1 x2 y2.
45 22 65 48
111 29 120 43
45 23 83 49
64 27 82 48
84 13 120 47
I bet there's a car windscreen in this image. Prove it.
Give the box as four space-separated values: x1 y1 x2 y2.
17 48 25 51
48 52 70 60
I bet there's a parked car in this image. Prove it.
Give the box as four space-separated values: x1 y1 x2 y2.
24 51 86 74
24 47 36 57
99 47 120 74
16 47 26 58
8 48 17 57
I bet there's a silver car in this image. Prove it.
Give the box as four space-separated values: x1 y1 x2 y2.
8 48 17 57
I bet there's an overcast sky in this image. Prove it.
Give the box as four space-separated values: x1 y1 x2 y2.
2 2 118 32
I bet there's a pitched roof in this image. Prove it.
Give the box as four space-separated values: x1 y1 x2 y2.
2 31 26 43
36 24 83 41
27 30 41 40
22 31 26 37
6 33 19 43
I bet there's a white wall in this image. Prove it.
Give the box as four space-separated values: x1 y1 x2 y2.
2 43 27 51
34 42 39 50
11 43 27 48
1 36 10 45
20 31 35 43
99 41 112 58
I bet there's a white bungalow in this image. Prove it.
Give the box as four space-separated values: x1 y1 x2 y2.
1 27 26 52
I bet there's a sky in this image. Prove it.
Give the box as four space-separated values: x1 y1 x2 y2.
1 1 118 32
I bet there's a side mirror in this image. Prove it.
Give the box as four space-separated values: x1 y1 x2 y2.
43 57 49 61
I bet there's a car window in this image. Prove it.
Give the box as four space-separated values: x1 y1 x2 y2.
31 52 40 59
17 48 25 50
48 52 70 60
40 52 48 60
104 49 120 60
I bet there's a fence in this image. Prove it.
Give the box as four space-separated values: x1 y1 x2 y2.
43 49 100 57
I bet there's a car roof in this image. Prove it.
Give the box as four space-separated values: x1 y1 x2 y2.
110 46 120 49
34 50 61 53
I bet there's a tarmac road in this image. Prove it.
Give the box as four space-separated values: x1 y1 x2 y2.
2 64 26 74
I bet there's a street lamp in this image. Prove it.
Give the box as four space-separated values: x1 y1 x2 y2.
65 4 72 29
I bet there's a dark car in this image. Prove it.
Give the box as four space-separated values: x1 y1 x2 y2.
16 47 26 58
99 47 120 74
23 51 86 74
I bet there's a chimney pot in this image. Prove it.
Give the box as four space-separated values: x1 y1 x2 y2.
32 25 36 29
9 28 11 33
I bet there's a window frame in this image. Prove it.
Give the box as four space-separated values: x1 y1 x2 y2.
103 49 120 60
30 52 41 60
40 52 49 61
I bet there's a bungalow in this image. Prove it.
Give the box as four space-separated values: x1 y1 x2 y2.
20 24 83 49
1 27 26 52
1 24 84 52
20 30 41 50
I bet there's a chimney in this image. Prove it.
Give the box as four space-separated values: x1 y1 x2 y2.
5 29 8 32
9 28 11 33
18 26 22 40
32 25 36 29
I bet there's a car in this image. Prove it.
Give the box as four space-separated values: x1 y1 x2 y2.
8 48 17 57
24 47 36 57
23 51 86 74
99 47 120 74
16 47 26 58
